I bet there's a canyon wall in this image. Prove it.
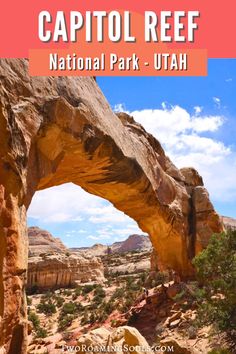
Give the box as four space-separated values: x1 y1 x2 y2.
27 226 105 290
27 253 104 291
0 58 223 353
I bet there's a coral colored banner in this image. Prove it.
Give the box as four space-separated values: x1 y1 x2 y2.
0 0 235 58
0 0 235 75
29 49 207 77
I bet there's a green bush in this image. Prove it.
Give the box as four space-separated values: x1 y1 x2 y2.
193 231 236 331
101 301 114 315
94 286 106 298
81 311 89 325
27 296 32 306
28 311 40 329
37 300 56 315
82 284 95 295
55 296 64 308
36 327 48 338
111 287 124 300
75 287 82 296
61 302 77 315
58 314 74 331
63 289 72 297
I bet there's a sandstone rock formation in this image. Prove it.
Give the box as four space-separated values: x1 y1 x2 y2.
28 226 67 256
0 58 223 352
27 226 104 290
221 216 236 231
116 234 151 253
76 326 152 354
27 253 104 291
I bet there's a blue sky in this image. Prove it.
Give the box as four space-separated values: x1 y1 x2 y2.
28 59 236 247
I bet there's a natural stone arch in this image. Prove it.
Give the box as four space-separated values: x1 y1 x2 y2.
0 59 223 353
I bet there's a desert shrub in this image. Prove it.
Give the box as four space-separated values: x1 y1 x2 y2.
27 296 32 306
42 291 53 300
75 287 82 296
94 286 106 297
111 319 117 327
82 284 95 295
72 286 82 300
58 314 74 331
111 287 124 300
89 312 97 324
55 296 64 308
81 311 89 325
28 310 40 329
92 286 106 305
100 301 114 315
172 289 186 302
63 289 72 297
37 300 56 315
61 302 77 315
96 310 108 323
35 327 48 338
122 297 133 312
128 282 141 291
140 272 147 284
193 231 236 331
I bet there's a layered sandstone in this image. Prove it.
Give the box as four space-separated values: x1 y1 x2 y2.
27 227 104 290
27 253 104 291
0 58 223 352
221 216 236 231
28 226 67 256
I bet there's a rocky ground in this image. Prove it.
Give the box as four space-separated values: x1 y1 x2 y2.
26 225 236 354
27 252 235 354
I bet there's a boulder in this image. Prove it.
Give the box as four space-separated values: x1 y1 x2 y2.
76 326 152 354
160 339 193 354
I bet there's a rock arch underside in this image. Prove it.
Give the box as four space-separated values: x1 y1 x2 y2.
0 59 223 353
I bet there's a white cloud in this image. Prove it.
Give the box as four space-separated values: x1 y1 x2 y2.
88 206 130 224
194 106 203 116
87 235 100 241
113 103 126 112
28 183 142 233
213 96 221 108
130 104 236 202
28 183 104 223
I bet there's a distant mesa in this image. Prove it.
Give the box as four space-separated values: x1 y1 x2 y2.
28 226 67 256
70 234 152 256
221 216 236 231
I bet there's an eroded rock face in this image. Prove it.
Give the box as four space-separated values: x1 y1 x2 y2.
76 326 152 354
221 216 236 231
27 226 105 290
0 59 223 352
27 253 104 291
28 226 67 256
